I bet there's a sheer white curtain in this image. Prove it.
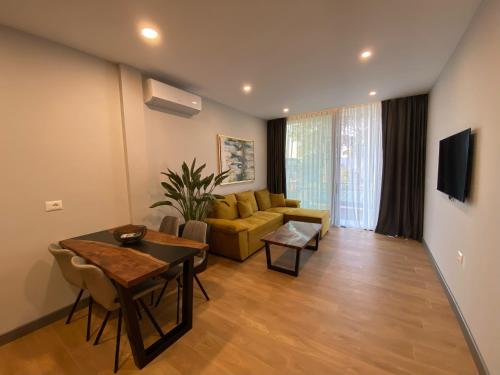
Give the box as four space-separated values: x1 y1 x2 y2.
285 113 333 210
285 103 382 230
331 103 382 229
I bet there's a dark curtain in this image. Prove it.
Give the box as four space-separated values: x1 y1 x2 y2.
375 94 428 241
267 118 287 195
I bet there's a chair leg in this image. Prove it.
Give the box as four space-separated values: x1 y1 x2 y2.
138 298 164 337
86 297 93 341
134 301 142 320
150 291 154 306
66 289 84 324
114 309 122 373
93 310 110 345
154 280 168 308
176 278 181 324
194 274 210 301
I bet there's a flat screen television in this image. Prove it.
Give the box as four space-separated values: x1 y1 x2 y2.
437 128 473 202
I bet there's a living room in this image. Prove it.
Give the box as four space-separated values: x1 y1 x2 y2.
0 0 498 374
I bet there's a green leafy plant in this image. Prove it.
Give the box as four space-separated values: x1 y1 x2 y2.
150 158 230 221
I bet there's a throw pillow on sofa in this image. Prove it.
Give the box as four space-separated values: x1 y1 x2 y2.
270 193 286 207
235 191 258 212
255 189 272 210
213 194 239 220
237 200 253 218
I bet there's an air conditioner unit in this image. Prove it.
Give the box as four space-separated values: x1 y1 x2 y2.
143 78 202 116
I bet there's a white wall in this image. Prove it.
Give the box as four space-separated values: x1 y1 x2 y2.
119 65 267 228
424 1 500 373
0 27 131 334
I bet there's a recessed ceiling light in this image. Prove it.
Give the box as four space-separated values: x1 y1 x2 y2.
192 101 198 105
242 84 252 93
283 108 289 113
369 91 377 96
141 28 158 40
360 50 372 60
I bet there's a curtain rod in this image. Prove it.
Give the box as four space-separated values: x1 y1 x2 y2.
287 101 380 120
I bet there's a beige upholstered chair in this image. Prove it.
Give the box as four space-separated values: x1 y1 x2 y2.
71 256 165 373
159 216 180 236
182 220 210 301
48 244 90 335
153 220 209 323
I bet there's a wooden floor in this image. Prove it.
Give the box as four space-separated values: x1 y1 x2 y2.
0 228 478 375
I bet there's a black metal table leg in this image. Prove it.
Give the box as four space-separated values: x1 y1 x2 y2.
265 244 302 277
115 257 195 369
305 231 321 251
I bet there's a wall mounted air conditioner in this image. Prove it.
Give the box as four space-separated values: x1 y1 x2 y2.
143 78 202 116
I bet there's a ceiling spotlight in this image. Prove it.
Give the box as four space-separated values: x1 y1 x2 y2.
192 101 198 105
283 108 289 113
369 91 377 96
141 28 158 40
360 50 372 60
242 84 252 93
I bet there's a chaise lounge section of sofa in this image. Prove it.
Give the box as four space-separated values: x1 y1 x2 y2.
205 189 330 261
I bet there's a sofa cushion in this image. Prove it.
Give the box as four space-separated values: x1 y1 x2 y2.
237 200 253 219
233 211 283 231
213 194 239 220
270 193 286 207
255 189 272 211
283 208 330 237
235 191 258 212
265 207 293 214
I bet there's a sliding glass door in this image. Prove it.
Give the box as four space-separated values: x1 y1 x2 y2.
285 103 382 230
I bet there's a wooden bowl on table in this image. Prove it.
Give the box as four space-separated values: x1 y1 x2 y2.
113 224 147 245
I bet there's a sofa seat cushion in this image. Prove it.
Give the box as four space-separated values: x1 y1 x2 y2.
265 207 293 214
239 211 284 255
233 211 283 231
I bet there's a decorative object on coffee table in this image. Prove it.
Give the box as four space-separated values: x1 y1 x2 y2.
150 158 229 221
113 224 147 244
218 134 255 184
261 221 322 277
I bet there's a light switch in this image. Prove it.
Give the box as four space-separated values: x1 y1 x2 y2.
45 200 63 212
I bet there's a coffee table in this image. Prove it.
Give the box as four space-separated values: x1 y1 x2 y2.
261 221 322 276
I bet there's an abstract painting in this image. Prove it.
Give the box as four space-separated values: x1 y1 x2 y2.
218 134 255 184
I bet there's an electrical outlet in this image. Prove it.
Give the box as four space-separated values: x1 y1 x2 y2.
45 200 63 212
457 251 464 267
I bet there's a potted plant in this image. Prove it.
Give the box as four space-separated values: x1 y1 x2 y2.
150 159 229 232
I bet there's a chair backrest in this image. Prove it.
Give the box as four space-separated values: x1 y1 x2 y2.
71 256 119 311
159 216 180 236
48 243 85 289
182 220 208 268
182 220 207 243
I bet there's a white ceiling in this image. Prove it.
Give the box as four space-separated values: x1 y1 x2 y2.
0 0 480 119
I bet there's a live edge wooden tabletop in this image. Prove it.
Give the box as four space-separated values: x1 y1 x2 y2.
60 228 207 288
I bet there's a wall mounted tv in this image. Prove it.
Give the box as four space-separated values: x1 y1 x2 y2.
437 128 473 202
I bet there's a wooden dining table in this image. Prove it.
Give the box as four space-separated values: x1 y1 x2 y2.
60 226 208 369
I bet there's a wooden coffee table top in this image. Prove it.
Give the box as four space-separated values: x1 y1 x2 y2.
261 221 322 250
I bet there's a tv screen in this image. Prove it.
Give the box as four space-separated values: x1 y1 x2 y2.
437 128 472 202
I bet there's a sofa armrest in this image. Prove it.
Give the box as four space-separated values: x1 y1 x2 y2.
204 218 249 234
285 199 301 208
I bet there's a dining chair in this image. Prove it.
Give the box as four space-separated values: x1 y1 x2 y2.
153 220 209 322
182 220 210 301
48 244 92 339
159 215 180 236
151 215 182 306
71 256 166 373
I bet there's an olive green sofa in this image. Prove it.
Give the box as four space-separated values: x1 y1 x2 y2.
205 189 330 261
